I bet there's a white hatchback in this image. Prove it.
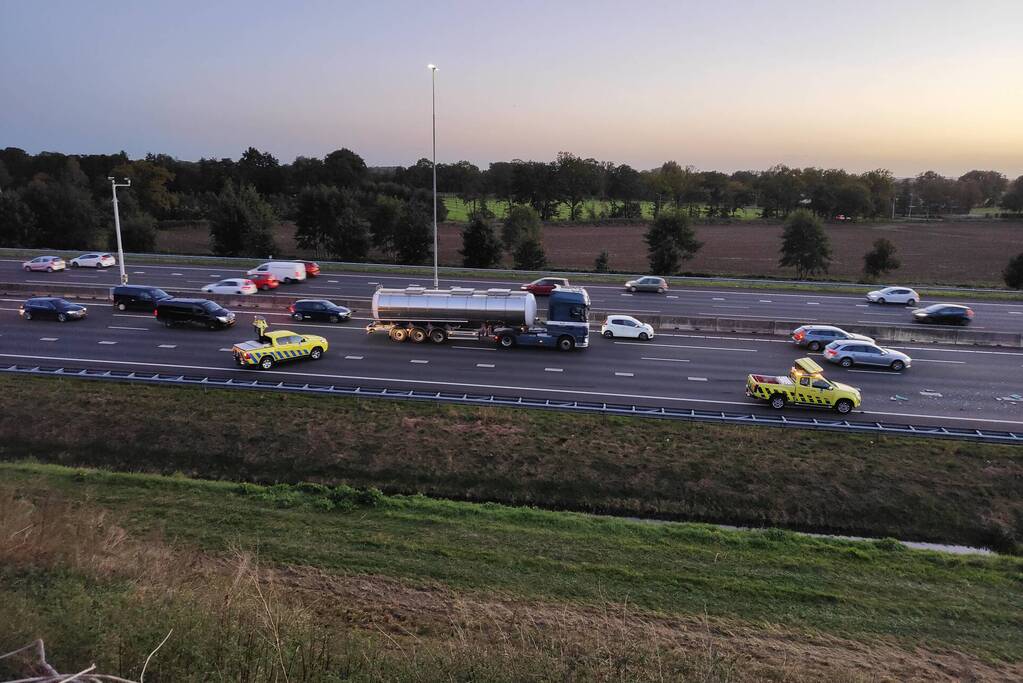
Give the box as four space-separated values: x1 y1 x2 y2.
866 286 920 306
202 278 258 295
70 253 116 268
601 315 655 341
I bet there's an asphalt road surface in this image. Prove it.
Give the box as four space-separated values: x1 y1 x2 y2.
3 288 1023 434
7 259 1023 332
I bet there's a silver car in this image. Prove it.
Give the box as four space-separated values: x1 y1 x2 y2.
823 340 911 372
791 325 875 352
624 276 667 293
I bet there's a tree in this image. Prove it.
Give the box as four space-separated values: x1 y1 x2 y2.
111 159 178 218
513 234 547 270
502 204 540 251
959 170 1007 207
460 215 502 268
555 152 600 221
21 163 101 249
594 250 610 273
393 199 432 265
0 191 37 247
368 195 403 258
863 238 901 279
1004 253 1023 289
644 210 702 275
108 211 157 252
606 164 643 219
294 185 369 261
325 206 371 261
1000 176 1023 213
322 148 368 188
237 147 284 196
209 181 276 257
778 209 831 278
511 160 560 220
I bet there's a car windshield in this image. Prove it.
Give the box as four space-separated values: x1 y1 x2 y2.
152 289 169 298
201 301 222 312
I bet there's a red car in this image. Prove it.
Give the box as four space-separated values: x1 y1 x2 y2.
302 261 321 278
520 277 569 296
248 271 280 291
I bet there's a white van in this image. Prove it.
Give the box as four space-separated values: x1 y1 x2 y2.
246 261 307 284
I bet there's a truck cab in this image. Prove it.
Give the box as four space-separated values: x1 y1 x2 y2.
494 287 590 350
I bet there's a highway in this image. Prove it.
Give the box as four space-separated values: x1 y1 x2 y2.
7 258 1023 331
3 272 1023 433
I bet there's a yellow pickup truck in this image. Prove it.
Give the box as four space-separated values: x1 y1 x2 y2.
232 317 328 370
746 357 861 414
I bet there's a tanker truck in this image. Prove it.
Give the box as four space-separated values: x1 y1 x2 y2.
366 286 590 351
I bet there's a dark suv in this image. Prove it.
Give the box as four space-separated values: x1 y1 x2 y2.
155 298 236 329
289 299 351 323
912 304 974 326
112 285 172 311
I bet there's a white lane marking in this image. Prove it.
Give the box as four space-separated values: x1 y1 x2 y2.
328 280 339 283
344 355 364 360
9 350 1023 427
476 363 495 368
855 304 869 307
641 357 691 363
759 299 772 303
696 312 817 321
860 311 899 316
544 367 563 372
919 390 943 398
132 271 145 274
107 326 147 331
666 295 678 299
1009 311 1021 315
711 304 750 309
892 346 1023 356
367 282 378 285
171 272 183 276
452 345 496 351
855 320 986 329
614 372 634 377
620 293 633 297
712 297 725 301
39 337 58 342
911 359 966 364
807 302 820 305
158 344 177 349
219 348 233 352
98 341 117 345
847 369 893 374
410 359 429 364
614 341 756 352
687 376 708 381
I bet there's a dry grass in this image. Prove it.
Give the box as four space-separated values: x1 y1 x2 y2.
3 484 1015 682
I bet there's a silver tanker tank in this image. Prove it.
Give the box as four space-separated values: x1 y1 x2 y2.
372 286 537 326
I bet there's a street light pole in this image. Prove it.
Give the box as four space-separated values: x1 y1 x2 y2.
428 63 439 289
108 177 131 284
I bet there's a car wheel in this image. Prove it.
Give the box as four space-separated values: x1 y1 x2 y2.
807 341 822 352
906 299 916 306
57 313 67 322
657 287 664 293
236 290 242 295
23 311 32 320
890 360 905 372
284 278 294 284
292 312 303 321
638 332 649 341
840 357 853 368
310 347 323 360
602 330 613 338
770 395 786 410
557 336 575 352
71 262 79 268
498 334 515 348
429 328 447 344
260 284 268 291
163 320 174 328
877 297 886 304
259 356 274 370
117 302 127 311
628 286 636 292
208 321 218 330
389 327 408 342
835 399 853 415
46 266 53 272
23 266 30 272
329 315 339 323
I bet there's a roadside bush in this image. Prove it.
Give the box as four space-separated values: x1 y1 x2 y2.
1003 252 1023 289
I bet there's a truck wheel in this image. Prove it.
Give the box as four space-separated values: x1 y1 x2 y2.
310 347 323 360
840 357 853 368
410 327 427 343
835 399 853 415
259 356 275 370
389 327 408 343
770 395 786 410
557 336 575 352
890 360 905 372
807 341 822 352
429 328 447 344
602 330 613 338
498 334 515 348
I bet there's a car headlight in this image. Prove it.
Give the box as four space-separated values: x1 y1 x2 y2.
217 316 229 323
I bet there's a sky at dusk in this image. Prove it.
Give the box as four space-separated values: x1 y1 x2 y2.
2 0 1021 176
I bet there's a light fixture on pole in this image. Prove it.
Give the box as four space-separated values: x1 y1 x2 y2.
428 63 439 289
108 177 131 284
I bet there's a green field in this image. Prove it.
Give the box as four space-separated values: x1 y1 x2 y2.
442 196 763 222
2 375 1020 553
2 462 1021 681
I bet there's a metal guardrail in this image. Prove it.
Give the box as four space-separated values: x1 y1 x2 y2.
6 363 1022 444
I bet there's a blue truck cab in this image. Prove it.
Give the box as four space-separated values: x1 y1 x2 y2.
493 287 590 351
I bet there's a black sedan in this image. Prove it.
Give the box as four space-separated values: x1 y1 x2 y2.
288 299 352 323
912 304 974 326
19 297 88 322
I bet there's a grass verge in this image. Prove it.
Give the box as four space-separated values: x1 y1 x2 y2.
2 462 1021 681
3 375 1021 552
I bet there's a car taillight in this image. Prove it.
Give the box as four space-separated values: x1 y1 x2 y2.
154 309 158 316
288 304 295 313
794 332 804 341
825 349 835 356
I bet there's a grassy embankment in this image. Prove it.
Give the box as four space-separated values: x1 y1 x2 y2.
2 462 1021 682
2 375 1020 553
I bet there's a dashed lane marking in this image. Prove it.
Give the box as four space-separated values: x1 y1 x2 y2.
855 304 869 307
1010 311 1022 315
666 295 678 299
219 348 233 352
344 355 364 360
171 272 183 276
476 363 495 368
847 369 893 374
687 376 708 381
641 357 691 363
328 280 339 283
158 344 177 349
133 271 145 274
40 337 58 342
712 297 725 301
912 359 966 364
452 345 496 351
108 326 147 331
620 293 633 296
807 302 820 305
614 372 634 377
98 341 117 345
544 367 563 372
614 341 756 352
410 359 429 364
759 299 772 303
